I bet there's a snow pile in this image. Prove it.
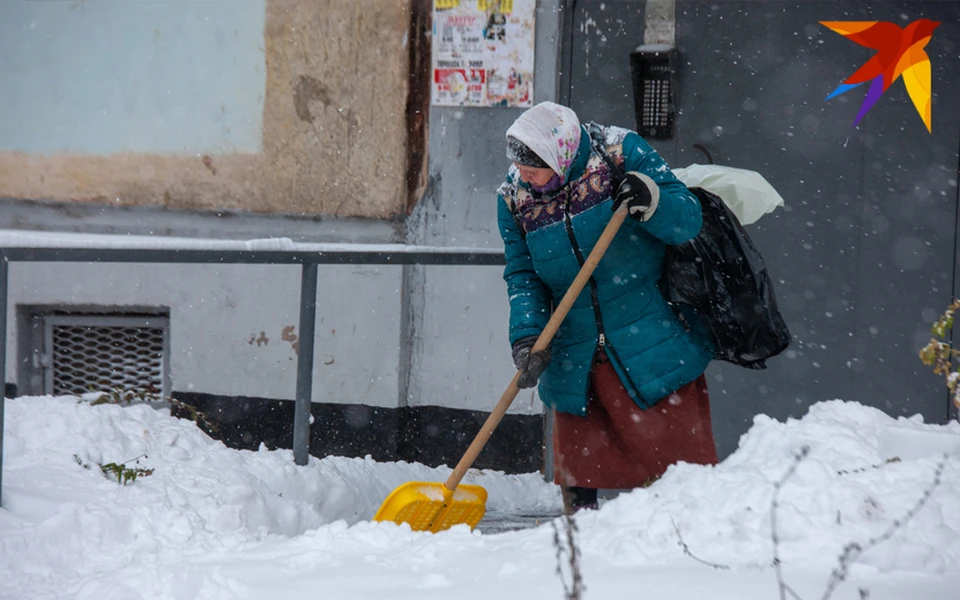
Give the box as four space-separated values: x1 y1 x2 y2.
1 395 959 599
0 395 557 532
582 400 960 574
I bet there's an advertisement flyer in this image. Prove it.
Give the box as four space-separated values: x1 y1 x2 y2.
431 0 535 107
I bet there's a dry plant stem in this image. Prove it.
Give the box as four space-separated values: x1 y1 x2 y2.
772 445 810 600
816 456 947 600
772 448 946 600
552 514 584 600
670 517 730 570
120 453 147 466
836 457 900 476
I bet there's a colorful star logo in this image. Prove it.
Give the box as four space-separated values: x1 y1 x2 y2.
821 20 940 132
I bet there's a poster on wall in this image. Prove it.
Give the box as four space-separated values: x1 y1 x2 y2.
431 0 535 107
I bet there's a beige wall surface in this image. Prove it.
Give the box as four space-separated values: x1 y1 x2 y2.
0 0 413 219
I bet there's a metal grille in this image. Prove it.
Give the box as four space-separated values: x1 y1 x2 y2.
630 47 676 140
45 316 168 397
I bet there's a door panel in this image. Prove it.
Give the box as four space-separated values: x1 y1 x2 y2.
564 0 960 458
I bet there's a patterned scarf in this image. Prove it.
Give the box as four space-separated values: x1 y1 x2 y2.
505 102 582 187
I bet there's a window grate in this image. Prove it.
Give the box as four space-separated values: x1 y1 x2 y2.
45 316 168 398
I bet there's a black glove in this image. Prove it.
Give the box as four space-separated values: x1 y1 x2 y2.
512 335 551 389
612 171 660 221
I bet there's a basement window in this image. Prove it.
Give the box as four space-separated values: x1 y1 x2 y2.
41 314 170 399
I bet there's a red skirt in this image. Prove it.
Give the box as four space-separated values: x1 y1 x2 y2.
552 353 718 489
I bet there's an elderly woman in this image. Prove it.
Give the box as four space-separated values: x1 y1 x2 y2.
496 101 719 512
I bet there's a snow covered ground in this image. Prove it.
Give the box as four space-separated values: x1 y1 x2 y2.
2 395 959 599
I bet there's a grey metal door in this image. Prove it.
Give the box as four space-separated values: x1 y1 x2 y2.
561 0 960 458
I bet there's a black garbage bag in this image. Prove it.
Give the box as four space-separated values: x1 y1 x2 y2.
580 123 790 369
661 187 791 369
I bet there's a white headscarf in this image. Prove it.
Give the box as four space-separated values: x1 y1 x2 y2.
506 102 582 180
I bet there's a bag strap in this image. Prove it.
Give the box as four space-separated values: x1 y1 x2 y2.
584 123 692 330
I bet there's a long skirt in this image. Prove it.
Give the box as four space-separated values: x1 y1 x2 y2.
552 351 718 489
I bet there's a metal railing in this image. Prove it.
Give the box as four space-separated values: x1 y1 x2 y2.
0 245 505 505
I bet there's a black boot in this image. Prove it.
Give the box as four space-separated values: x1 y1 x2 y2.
562 486 598 514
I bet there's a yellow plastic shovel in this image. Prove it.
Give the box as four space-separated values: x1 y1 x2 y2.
374 208 629 532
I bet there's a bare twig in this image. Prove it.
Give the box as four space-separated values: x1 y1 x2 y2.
551 514 584 600
670 517 730 570
836 457 901 476
817 456 947 600
772 447 947 600
772 445 811 600
169 397 220 434
119 453 148 466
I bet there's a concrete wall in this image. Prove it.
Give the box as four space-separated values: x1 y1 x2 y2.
0 0 418 414
0 0 413 218
2 1 565 419
402 0 564 416
312 266 403 408
10 263 300 399
9 261 403 406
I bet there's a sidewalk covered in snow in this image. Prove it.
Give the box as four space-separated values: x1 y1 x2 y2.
2 394 958 599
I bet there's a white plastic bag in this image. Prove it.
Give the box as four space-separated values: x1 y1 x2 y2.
672 164 785 225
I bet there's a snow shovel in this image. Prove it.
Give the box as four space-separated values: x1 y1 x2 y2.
374 208 629 532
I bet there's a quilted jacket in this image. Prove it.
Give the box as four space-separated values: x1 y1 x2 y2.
497 123 714 415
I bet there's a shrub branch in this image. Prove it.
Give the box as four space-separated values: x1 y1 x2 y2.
551 514 584 600
771 446 946 600
670 517 730 570
816 456 946 600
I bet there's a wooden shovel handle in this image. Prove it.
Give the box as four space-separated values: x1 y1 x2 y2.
444 208 629 492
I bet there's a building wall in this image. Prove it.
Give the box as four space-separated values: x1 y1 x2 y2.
0 0 413 218
0 1 563 473
311 266 404 408
8 262 404 405
6 0 955 476
404 0 563 417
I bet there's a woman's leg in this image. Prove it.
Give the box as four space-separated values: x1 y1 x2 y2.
561 485 599 513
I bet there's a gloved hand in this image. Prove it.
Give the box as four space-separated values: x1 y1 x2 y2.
512 335 551 389
612 171 660 222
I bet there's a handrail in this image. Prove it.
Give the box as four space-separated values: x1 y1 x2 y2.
0 246 505 264
0 244 506 506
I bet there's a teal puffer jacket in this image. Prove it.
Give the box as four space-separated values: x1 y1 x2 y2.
497 124 714 415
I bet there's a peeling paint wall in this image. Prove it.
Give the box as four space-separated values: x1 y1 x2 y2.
0 0 412 218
